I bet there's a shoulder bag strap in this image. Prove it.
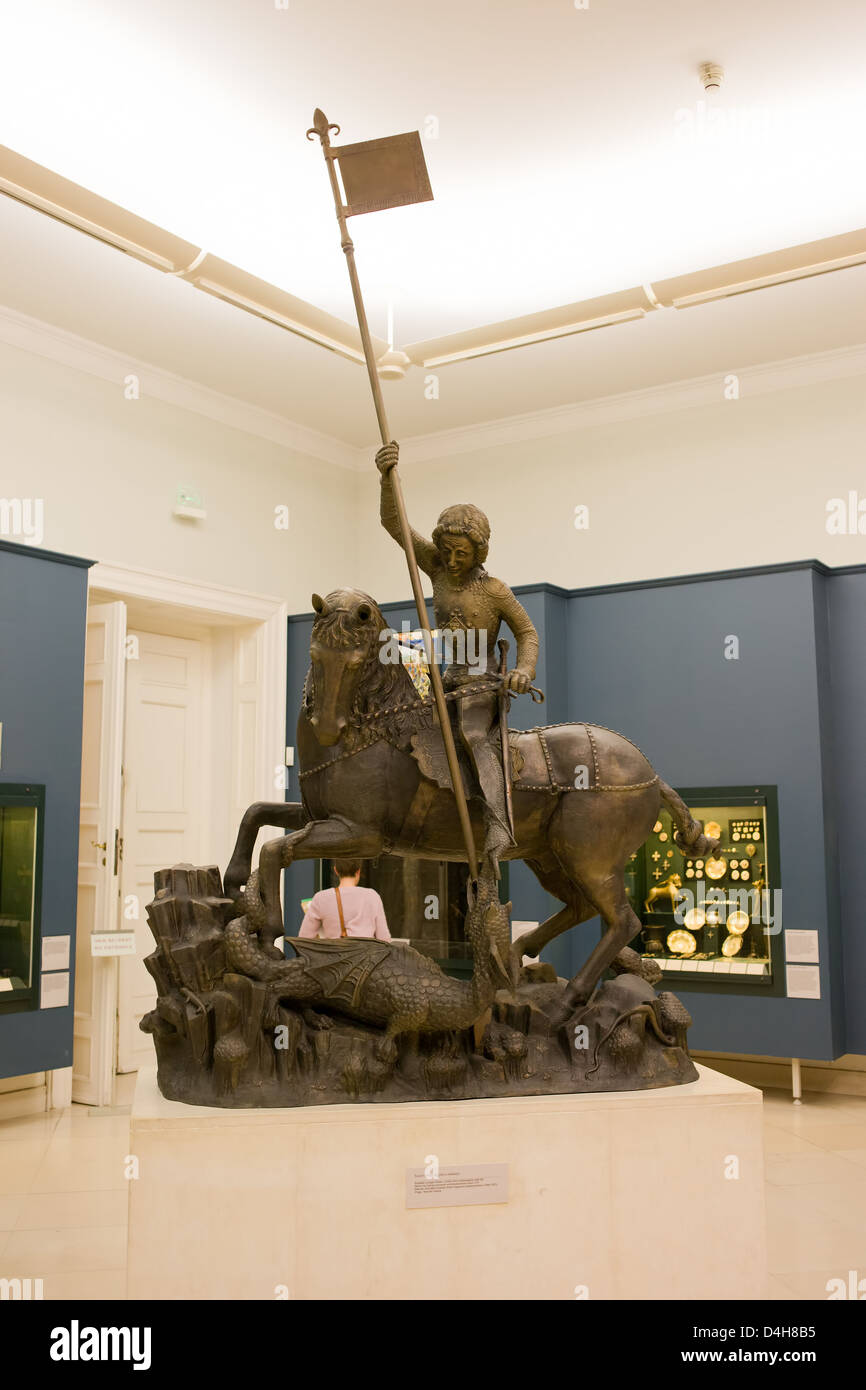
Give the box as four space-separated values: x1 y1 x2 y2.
334 884 348 938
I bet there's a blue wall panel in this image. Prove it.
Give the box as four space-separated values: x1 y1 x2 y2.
0 541 91 1079
564 567 840 1058
827 570 866 1054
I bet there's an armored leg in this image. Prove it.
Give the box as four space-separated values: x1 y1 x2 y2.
457 691 515 878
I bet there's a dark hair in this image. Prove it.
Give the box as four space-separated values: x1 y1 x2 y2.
333 859 361 879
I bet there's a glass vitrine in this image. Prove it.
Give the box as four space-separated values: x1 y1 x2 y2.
0 784 44 1011
626 785 783 995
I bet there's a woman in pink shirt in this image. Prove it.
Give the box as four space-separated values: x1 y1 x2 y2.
299 859 392 941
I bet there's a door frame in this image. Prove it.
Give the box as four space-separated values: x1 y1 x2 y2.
73 600 127 1106
90 562 288 799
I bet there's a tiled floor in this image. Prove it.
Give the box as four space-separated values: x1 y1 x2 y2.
0 1074 135 1300
759 1087 866 1299
1 1077 865 1300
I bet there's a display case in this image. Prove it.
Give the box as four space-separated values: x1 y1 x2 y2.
313 855 509 980
625 786 782 994
0 783 45 1012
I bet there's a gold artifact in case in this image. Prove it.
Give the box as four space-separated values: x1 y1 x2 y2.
623 787 781 994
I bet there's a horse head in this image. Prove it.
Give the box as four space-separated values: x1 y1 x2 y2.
306 589 387 746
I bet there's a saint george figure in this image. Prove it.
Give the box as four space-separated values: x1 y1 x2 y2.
377 441 539 877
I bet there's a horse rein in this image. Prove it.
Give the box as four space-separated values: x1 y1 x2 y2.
350 674 544 728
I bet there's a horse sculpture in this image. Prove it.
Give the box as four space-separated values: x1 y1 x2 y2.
226 588 717 1021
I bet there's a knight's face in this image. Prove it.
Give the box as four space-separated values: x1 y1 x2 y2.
439 533 475 582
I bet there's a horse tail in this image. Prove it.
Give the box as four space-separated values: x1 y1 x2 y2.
658 780 719 857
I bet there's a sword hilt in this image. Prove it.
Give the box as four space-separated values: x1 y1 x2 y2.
496 639 544 702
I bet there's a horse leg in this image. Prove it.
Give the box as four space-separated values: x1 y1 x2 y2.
225 801 310 900
538 785 657 1022
551 873 643 1024
257 817 386 943
513 854 594 966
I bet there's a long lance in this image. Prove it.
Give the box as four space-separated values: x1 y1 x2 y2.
307 108 479 881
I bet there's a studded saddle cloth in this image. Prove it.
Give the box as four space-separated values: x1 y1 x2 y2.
410 720 658 796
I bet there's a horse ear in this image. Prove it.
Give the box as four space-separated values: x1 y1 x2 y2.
312 593 328 615
357 602 372 622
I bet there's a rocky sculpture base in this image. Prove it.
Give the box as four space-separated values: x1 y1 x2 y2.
141 864 698 1109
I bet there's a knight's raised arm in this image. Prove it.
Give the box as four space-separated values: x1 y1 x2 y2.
376 442 438 576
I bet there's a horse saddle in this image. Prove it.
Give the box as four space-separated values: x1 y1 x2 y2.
410 725 525 793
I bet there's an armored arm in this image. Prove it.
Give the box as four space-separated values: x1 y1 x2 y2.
494 582 539 684
377 443 439 577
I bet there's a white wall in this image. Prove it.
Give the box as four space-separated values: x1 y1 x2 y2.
0 341 356 611
354 371 866 604
5 333 866 615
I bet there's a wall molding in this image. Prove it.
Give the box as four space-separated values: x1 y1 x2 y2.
307 561 866 623
89 560 285 623
694 1052 866 1099
0 303 360 472
3 299 866 472
0 536 94 568
397 340 866 464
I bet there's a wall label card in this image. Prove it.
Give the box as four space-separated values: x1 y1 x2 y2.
406 1163 509 1209
41 935 71 972
785 929 820 964
786 963 821 1000
40 971 69 1009
90 931 137 957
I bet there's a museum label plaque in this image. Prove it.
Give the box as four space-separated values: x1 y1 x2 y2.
405 1163 509 1209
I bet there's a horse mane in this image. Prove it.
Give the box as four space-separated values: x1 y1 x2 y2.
303 596 433 749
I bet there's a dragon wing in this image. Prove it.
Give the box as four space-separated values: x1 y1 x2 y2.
284 936 395 1007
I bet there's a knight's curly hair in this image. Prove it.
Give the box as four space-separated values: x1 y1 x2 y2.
432 504 490 566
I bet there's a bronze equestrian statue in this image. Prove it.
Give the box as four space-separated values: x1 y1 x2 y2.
141 118 704 1106
225 587 717 1022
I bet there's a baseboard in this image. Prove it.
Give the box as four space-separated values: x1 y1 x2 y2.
0 1083 47 1120
694 1052 866 1098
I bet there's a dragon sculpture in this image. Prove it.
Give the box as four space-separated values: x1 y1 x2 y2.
226 869 513 1063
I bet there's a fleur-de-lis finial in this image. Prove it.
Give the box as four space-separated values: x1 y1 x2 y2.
306 108 340 143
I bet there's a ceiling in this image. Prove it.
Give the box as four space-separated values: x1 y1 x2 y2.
1 0 865 447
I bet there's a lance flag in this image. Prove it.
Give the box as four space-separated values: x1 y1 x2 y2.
333 128 433 217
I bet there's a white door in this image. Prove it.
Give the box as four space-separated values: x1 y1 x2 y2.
73 601 127 1105
117 630 205 1073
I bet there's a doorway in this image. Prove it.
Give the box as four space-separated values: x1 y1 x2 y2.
72 565 286 1105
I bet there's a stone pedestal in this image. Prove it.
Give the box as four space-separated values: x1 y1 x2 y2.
127 1064 767 1300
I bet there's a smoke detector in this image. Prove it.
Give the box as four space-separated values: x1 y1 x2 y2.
699 62 725 93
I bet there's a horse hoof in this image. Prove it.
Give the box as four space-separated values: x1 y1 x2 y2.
549 990 589 1030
